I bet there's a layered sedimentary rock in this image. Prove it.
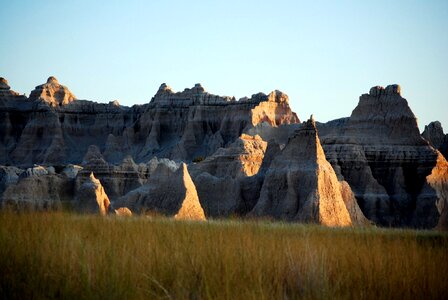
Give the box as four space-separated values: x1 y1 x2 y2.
75 172 110 215
76 148 148 201
29 76 76 107
422 121 448 159
189 134 267 217
0 77 299 166
116 158 206 220
319 85 447 228
1 165 74 210
251 118 354 226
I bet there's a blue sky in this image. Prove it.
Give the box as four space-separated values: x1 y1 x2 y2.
1 0 447 131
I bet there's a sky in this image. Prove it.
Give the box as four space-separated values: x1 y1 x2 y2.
1 0 447 131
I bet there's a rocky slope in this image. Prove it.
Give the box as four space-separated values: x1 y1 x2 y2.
319 85 447 228
189 134 267 217
115 158 206 220
251 117 358 226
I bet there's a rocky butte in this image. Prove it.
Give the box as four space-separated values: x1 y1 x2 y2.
0 76 446 229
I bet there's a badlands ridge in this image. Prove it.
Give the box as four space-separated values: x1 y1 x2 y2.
0 76 447 229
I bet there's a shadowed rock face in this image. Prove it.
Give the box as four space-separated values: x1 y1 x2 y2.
0 78 299 166
251 118 354 226
319 85 446 228
189 134 267 217
1 165 74 211
116 158 206 220
422 121 448 160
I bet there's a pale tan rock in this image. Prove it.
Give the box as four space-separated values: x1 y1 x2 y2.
425 152 448 230
250 90 299 127
75 172 110 215
188 134 267 217
29 76 76 107
192 134 267 178
174 164 206 221
115 207 133 217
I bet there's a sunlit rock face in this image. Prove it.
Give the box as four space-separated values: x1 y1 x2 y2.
189 134 267 217
0 78 299 166
75 172 110 216
116 158 206 220
319 85 446 228
251 118 354 226
29 76 76 107
422 121 448 160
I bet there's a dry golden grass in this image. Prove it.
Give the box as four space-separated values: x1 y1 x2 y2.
0 212 446 299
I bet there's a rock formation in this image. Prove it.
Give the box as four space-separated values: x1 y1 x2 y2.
114 207 133 216
75 172 110 215
189 134 267 217
1 165 74 211
0 77 299 166
0 76 446 229
422 121 448 159
29 76 76 107
319 85 447 228
251 118 354 226
116 159 206 220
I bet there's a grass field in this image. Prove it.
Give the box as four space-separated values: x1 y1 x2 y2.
0 212 446 299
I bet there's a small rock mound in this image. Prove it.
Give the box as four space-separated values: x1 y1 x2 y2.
115 207 133 217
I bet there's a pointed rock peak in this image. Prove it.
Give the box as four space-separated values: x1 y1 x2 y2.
309 114 315 124
47 76 59 84
267 90 289 103
425 121 444 133
29 76 76 106
174 163 206 221
0 77 10 90
192 83 205 92
76 171 110 216
158 83 173 93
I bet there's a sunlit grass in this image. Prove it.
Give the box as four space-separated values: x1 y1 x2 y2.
0 212 446 299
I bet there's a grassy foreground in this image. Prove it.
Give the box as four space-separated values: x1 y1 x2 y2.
0 213 446 299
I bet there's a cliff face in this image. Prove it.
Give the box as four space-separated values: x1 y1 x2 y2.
0 78 299 166
1 76 446 229
319 85 446 228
